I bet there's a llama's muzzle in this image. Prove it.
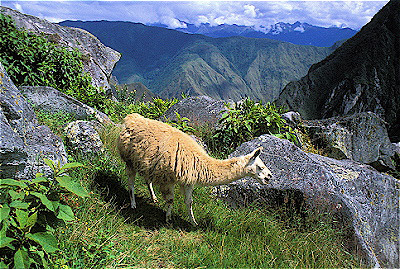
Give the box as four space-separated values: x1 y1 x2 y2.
257 169 273 184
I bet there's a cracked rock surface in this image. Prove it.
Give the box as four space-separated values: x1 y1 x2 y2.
215 134 399 268
0 63 67 179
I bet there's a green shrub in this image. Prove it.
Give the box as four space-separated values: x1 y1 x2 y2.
138 97 179 119
113 84 145 104
0 160 89 268
0 14 105 108
100 93 179 122
165 112 196 134
211 98 297 156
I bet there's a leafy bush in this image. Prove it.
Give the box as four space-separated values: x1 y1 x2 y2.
0 14 104 108
166 112 196 134
112 84 148 104
212 98 297 156
101 94 179 122
0 160 89 268
138 97 179 119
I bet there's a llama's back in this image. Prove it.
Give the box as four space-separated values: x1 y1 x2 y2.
118 113 210 185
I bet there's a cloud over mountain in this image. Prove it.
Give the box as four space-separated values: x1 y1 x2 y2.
2 0 388 30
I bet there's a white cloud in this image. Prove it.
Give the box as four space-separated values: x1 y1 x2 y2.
196 15 209 25
14 3 23 13
244 4 257 18
0 1 389 30
161 17 187 28
43 16 64 23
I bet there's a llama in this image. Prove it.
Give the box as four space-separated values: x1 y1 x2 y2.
117 113 273 225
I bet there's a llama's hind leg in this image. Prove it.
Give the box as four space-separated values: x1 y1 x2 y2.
147 182 158 204
182 184 198 226
160 183 175 223
126 167 137 209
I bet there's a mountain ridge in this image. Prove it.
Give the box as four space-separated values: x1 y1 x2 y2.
276 0 400 142
152 21 357 47
60 20 334 102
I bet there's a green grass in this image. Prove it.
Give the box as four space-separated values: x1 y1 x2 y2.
34 109 81 138
50 151 362 268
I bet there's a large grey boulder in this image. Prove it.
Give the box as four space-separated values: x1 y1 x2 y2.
0 6 121 91
393 142 400 156
0 63 67 179
162 96 230 127
302 112 396 171
214 135 399 268
64 120 104 154
281 111 302 126
20 86 112 125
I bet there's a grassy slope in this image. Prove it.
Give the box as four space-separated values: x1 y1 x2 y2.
56 155 361 268
37 112 363 268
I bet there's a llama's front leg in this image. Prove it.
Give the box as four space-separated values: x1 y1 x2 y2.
160 184 175 223
126 167 137 209
182 184 198 226
147 182 158 204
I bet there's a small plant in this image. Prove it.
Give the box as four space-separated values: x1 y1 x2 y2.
166 112 196 134
137 97 179 119
212 98 297 156
34 110 79 137
113 85 144 104
100 96 179 122
388 157 400 179
0 160 89 268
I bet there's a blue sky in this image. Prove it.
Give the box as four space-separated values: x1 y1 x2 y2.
0 1 389 30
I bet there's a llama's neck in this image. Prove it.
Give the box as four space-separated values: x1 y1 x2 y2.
197 156 249 186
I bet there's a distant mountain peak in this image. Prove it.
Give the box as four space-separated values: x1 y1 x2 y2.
153 21 357 47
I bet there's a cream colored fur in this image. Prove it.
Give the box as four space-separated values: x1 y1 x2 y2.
118 113 272 225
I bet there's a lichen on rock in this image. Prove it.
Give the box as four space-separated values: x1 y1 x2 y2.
0 63 67 179
64 120 105 154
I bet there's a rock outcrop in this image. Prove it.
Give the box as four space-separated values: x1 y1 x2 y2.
276 0 400 142
214 135 399 268
64 120 105 154
0 63 67 179
0 6 121 91
302 112 396 171
162 96 230 127
20 86 111 125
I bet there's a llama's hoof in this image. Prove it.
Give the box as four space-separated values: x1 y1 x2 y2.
131 203 137 209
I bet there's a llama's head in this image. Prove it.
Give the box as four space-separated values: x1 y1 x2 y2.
244 147 272 184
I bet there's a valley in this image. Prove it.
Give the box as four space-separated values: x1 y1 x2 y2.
60 20 334 102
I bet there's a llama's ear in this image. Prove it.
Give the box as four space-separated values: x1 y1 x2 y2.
249 147 263 161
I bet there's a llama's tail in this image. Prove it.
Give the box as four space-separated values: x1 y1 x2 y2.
98 123 123 158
